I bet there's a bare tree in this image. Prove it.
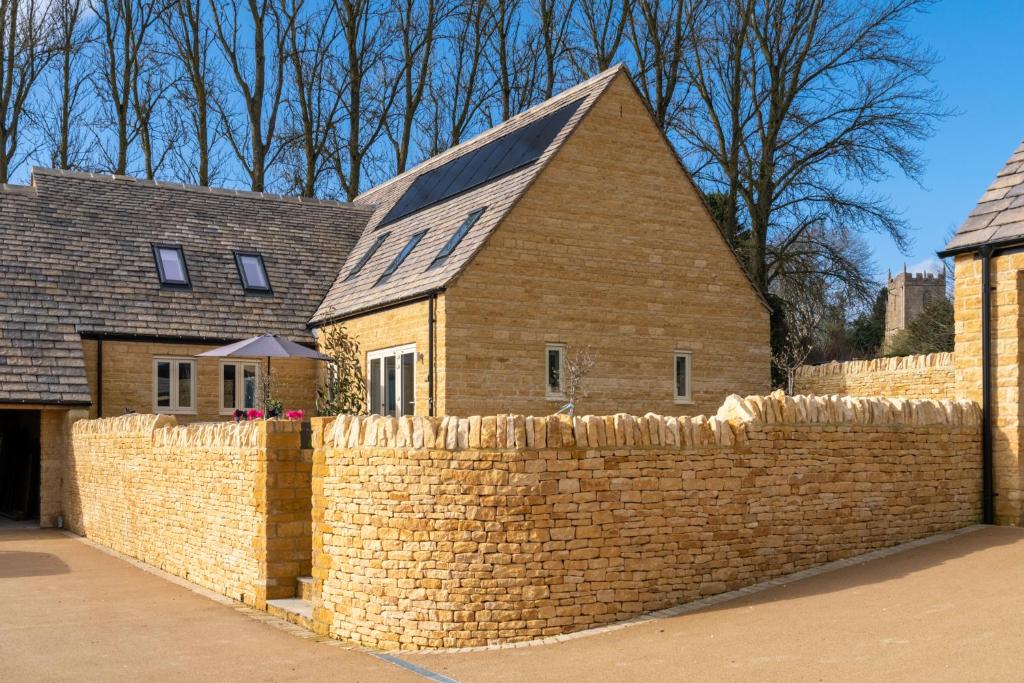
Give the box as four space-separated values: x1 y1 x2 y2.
678 0 946 295
627 0 696 131
162 0 216 185
282 2 342 196
532 0 576 99
208 0 298 191
92 0 165 175
487 0 536 122
0 0 54 182
569 0 631 76
44 0 94 171
330 0 399 199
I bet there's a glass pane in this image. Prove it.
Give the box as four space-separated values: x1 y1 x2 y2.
676 356 688 398
156 361 170 407
369 358 382 415
547 349 561 393
159 248 186 283
240 255 268 289
223 364 237 409
401 352 415 416
177 362 193 408
384 356 397 416
243 365 257 409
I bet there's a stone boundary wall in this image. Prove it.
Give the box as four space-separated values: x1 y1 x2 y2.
794 352 956 400
310 391 981 649
65 415 311 608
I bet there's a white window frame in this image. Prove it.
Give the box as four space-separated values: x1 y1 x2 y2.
153 357 197 414
674 351 693 404
219 360 261 415
545 343 567 400
366 344 416 417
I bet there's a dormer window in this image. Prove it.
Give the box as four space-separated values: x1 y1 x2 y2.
152 245 190 288
234 252 271 293
376 230 427 286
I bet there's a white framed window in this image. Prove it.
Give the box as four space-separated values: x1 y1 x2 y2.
674 351 692 403
367 344 416 417
545 343 566 399
154 358 196 414
220 361 260 414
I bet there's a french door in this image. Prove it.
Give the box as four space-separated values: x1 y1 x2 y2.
367 344 416 417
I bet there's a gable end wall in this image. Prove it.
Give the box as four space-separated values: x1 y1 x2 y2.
442 72 770 416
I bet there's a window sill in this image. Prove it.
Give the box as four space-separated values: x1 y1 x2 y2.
673 397 694 405
545 394 567 402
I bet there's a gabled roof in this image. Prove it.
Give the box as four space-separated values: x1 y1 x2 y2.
0 169 371 405
942 139 1024 255
309 65 624 325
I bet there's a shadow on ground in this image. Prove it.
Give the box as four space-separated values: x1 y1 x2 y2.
0 550 71 578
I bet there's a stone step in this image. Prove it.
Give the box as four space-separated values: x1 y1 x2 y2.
297 575 314 601
266 598 313 631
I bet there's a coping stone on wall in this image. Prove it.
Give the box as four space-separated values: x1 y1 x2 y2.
320 390 981 452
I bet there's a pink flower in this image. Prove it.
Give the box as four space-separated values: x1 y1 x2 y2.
247 409 264 420
285 410 304 421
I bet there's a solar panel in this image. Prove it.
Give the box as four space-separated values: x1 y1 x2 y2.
378 97 585 227
430 208 486 270
376 229 427 286
346 232 389 280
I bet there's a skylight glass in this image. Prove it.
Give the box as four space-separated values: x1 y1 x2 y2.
152 245 190 287
235 252 271 292
346 232 390 280
376 230 427 286
430 208 485 269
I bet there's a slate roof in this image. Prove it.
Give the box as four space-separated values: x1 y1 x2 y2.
0 169 371 405
942 139 1024 255
310 65 624 325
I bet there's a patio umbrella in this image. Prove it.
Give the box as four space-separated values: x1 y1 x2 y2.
197 333 332 391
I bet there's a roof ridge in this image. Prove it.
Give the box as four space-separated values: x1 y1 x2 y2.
356 64 626 202
30 167 374 211
0 182 37 197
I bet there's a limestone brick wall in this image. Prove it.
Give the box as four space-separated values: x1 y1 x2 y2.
311 392 981 649
794 353 957 400
39 408 89 527
64 416 311 607
80 339 319 423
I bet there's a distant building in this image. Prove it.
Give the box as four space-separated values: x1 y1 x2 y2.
884 267 946 347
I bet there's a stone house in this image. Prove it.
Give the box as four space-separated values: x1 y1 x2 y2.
310 65 770 418
0 65 770 524
0 170 369 522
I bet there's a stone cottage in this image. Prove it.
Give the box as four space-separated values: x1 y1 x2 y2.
310 65 770 418
0 65 770 525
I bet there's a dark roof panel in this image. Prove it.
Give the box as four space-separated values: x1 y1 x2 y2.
378 97 586 227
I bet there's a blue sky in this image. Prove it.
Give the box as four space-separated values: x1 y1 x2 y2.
874 0 1023 277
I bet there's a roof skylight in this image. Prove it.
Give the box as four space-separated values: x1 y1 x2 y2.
430 208 485 269
152 245 190 288
346 232 389 281
376 230 427 286
234 252 271 293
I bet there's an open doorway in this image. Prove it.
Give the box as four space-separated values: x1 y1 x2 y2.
0 410 41 521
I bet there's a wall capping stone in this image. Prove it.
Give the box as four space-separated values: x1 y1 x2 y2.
318 390 980 452
795 352 953 378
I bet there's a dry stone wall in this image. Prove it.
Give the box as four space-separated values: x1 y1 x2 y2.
65 415 311 607
311 392 981 649
794 352 956 400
